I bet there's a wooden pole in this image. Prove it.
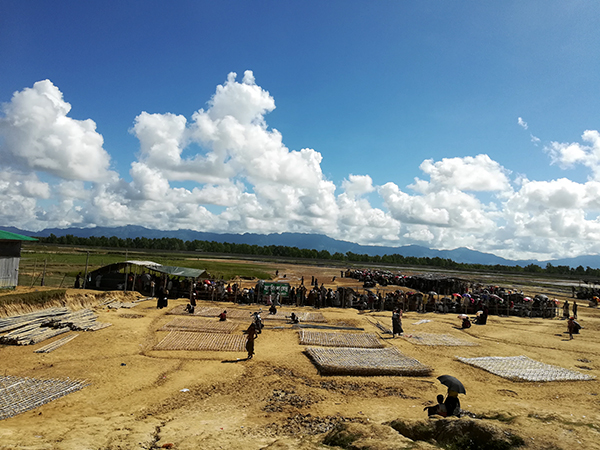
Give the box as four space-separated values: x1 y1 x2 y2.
40 259 47 286
30 259 38 288
82 251 90 289
123 250 128 292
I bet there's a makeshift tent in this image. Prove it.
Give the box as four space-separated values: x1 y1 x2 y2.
0 230 37 289
87 261 206 292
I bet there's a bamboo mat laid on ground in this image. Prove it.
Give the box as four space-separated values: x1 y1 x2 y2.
159 317 238 333
262 310 291 321
297 312 327 323
299 330 384 348
304 346 432 376
0 375 88 420
456 355 595 382
195 307 252 320
402 333 476 346
167 305 252 320
154 331 246 351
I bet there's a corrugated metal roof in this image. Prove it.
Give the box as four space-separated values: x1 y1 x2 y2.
0 230 38 241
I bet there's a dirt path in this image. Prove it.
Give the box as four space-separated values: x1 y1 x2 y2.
1 264 599 449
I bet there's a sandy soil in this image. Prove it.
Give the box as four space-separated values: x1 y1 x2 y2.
1 263 599 450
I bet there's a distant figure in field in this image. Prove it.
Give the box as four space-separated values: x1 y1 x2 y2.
289 312 299 324
156 288 169 309
219 310 227 321
269 304 277 315
74 273 81 289
573 301 578 319
567 317 581 340
246 323 258 359
461 316 471 329
184 303 195 314
392 309 403 337
563 300 570 319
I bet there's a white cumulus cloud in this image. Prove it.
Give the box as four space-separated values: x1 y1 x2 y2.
3 74 600 261
0 80 114 182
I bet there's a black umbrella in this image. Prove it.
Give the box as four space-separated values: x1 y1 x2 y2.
437 375 466 394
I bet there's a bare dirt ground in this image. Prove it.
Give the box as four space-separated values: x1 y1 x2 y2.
1 263 599 450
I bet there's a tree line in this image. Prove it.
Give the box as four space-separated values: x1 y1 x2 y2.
38 233 600 279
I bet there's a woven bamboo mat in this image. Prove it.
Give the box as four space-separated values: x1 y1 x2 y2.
166 305 190 315
299 330 384 348
167 305 252 320
154 331 246 351
305 347 432 376
457 355 595 382
402 333 476 346
262 310 290 321
0 375 88 420
297 312 327 323
159 317 238 333
195 307 251 319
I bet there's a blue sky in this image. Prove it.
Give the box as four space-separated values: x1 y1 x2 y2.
1 1 599 260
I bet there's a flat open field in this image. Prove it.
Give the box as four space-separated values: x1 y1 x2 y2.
1 261 599 450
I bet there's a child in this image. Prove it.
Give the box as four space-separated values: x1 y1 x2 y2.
424 394 447 417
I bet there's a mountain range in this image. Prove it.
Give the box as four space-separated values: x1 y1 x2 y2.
3 225 599 269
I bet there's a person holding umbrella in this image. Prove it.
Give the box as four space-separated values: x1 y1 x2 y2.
437 375 465 417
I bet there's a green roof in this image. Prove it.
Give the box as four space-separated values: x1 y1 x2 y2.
0 230 38 241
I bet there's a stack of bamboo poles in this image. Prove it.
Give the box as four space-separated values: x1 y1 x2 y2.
0 375 88 420
0 308 111 346
34 334 79 353
365 317 392 334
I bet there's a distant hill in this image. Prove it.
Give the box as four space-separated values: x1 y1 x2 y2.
3 225 600 269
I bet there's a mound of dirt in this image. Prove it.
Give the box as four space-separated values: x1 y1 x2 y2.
323 422 438 450
387 417 525 450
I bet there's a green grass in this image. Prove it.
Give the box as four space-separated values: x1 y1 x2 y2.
18 244 273 288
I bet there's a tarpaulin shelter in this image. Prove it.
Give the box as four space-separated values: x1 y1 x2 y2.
0 230 37 289
88 260 206 292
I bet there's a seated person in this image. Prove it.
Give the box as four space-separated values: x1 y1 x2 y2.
461 316 471 329
184 303 195 314
423 394 448 417
567 317 582 338
218 310 227 321
269 304 277 315
444 391 461 417
289 312 299 324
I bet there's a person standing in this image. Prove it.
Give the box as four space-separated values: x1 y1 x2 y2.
74 273 81 289
392 309 403 337
246 323 258 359
563 300 570 319
573 301 578 319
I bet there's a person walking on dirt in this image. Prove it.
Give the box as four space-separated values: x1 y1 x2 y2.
392 309 403 337
246 323 258 359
